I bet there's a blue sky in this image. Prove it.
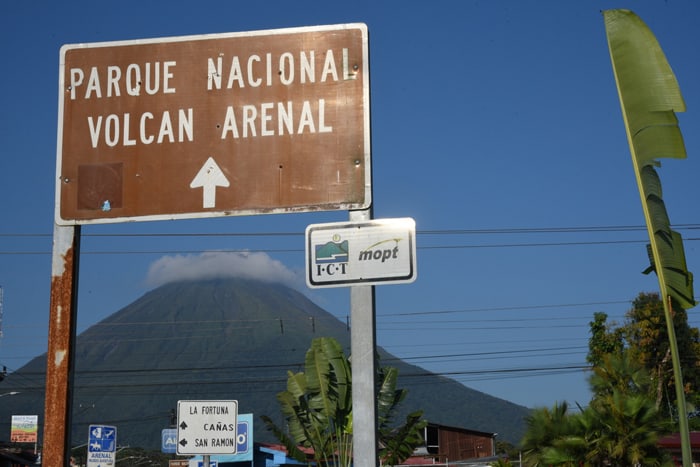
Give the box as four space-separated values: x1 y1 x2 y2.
1 0 699 412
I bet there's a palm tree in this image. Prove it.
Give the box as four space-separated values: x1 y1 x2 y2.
584 390 672 466
588 350 653 402
376 366 427 465
521 353 675 467
585 353 673 466
262 337 426 466
262 337 352 466
520 401 575 467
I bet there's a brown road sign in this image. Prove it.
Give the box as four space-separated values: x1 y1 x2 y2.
55 24 370 224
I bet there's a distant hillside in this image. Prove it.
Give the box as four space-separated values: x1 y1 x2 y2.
0 278 530 450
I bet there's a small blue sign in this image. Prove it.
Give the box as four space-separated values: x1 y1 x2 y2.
88 425 116 453
162 428 177 454
237 420 249 454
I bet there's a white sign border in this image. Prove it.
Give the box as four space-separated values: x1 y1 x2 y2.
305 217 417 288
176 400 238 456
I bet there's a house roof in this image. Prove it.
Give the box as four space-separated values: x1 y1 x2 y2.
425 422 497 439
658 432 700 449
258 442 314 456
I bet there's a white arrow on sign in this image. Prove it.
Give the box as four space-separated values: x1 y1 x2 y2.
190 157 230 208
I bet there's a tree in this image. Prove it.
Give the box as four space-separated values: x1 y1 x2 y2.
112 447 174 466
520 402 576 467
376 366 427 465
588 293 700 422
584 353 674 466
586 311 623 368
583 293 700 462
588 345 653 401
625 293 700 415
262 337 352 466
262 337 426 466
520 353 674 467
519 293 698 466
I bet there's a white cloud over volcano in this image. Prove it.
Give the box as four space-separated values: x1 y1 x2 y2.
145 251 302 288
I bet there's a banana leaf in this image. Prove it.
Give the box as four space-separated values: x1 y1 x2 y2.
603 9 695 309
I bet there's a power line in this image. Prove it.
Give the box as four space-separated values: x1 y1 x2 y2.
1 239 697 255
381 300 632 316
2 223 699 238
1 360 592 392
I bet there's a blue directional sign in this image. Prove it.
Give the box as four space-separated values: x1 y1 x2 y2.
87 424 117 467
236 415 250 456
162 428 177 454
88 425 116 452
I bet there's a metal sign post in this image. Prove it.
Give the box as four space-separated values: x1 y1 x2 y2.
349 208 379 467
43 224 80 466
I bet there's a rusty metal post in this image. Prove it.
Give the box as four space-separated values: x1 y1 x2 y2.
43 224 80 466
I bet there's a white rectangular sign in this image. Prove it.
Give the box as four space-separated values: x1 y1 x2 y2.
10 415 38 443
306 217 417 288
177 400 238 455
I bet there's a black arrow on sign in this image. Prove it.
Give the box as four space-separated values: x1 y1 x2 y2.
179 439 188 447
179 421 188 430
